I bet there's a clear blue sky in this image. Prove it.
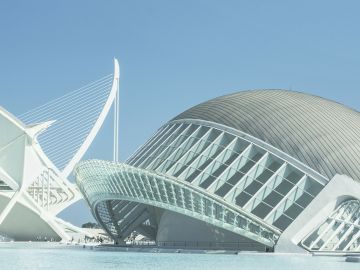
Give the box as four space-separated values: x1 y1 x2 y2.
1 1 359 225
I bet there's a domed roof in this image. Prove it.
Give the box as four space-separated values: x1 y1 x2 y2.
173 90 360 181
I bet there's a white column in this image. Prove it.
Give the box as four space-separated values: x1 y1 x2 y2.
47 169 50 210
113 76 119 163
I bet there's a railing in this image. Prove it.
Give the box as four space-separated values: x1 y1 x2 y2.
157 240 268 250
123 240 272 251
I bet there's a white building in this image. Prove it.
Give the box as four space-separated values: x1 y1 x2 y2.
76 90 360 253
0 59 120 241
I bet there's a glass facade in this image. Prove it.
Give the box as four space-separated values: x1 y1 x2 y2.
76 160 279 246
127 122 325 231
301 200 360 252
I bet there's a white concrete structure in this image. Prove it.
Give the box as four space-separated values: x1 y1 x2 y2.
75 90 360 253
0 59 120 241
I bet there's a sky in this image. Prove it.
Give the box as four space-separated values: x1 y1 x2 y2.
0 1 360 225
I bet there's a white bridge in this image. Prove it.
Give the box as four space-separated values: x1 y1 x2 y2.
0 59 120 241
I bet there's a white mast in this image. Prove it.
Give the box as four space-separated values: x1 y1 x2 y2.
113 58 120 163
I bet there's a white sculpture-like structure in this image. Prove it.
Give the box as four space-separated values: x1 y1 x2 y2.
0 59 120 241
76 90 360 254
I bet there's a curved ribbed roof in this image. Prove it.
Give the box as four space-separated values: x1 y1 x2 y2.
173 90 360 181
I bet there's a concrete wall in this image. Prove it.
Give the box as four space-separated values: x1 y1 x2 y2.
0 194 60 241
156 210 267 251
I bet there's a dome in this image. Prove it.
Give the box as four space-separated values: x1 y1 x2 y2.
173 90 360 181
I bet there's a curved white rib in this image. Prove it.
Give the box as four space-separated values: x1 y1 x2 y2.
62 59 120 177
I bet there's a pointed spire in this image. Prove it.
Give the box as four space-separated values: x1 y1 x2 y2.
26 120 56 140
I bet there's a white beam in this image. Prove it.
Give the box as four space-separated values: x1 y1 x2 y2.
0 191 21 225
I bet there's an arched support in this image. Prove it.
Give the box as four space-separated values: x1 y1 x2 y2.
62 59 120 177
75 160 280 247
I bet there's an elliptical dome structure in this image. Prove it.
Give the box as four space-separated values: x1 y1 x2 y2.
76 89 360 253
